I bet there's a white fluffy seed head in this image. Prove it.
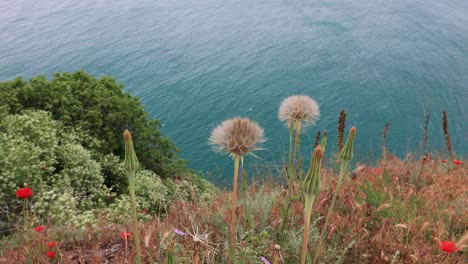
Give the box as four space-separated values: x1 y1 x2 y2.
209 117 265 157
278 95 320 128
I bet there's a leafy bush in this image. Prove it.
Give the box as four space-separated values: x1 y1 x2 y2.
133 170 170 214
0 110 57 202
164 174 218 204
106 170 170 224
32 189 78 226
0 111 111 229
54 142 111 210
0 70 187 178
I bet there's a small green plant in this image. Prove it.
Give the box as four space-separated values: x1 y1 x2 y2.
355 179 389 209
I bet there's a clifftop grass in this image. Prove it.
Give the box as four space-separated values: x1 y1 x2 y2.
1 157 466 263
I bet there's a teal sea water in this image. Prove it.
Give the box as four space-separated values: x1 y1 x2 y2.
1 0 467 183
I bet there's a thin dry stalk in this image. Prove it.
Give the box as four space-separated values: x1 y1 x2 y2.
337 110 346 152
381 122 390 170
314 130 321 148
442 111 455 159
417 113 430 182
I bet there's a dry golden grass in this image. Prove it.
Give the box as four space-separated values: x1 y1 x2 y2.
1 157 466 263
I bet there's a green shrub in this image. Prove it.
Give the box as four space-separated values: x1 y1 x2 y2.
32 189 78 225
0 111 111 229
54 142 111 210
106 170 173 224
0 110 57 205
164 174 218 205
0 71 188 178
133 170 170 214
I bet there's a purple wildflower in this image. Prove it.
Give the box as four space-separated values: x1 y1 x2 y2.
173 228 185 236
260 256 270 264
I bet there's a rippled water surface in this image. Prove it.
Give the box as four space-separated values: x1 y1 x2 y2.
2 0 467 183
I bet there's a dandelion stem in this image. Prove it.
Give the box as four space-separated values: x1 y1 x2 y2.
301 194 316 264
230 156 240 253
281 123 302 239
292 122 301 169
289 122 301 196
128 172 142 264
288 126 293 172
313 160 349 264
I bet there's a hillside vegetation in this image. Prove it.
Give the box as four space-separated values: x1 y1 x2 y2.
0 72 466 263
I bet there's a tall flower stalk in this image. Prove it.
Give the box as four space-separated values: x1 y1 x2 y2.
123 129 142 264
278 95 320 236
231 155 240 249
209 117 265 253
301 146 324 264
313 127 356 264
279 95 320 192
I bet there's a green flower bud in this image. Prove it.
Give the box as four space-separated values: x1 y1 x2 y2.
303 146 323 196
123 129 139 174
340 127 356 161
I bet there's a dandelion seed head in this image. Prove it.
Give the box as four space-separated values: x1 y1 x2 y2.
278 95 320 128
209 117 265 157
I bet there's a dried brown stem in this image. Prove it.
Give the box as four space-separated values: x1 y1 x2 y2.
417 113 430 182
381 121 390 170
314 130 321 148
338 110 346 152
442 111 455 159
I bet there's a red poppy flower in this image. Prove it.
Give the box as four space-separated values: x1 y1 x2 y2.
16 187 33 199
453 160 462 165
439 241 458 253
441 159 447 163
375 168 382 173
34 225 44 232
47 251 55 258
120 232 131 240
141 209 147 214
48 242 58 248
